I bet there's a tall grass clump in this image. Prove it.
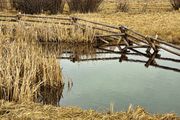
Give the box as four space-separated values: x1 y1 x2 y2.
0 37 63 104
12 0 65 14
170 0 180 10
67 0 104 13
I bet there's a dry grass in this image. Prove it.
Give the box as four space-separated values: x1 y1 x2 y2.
100 0 173 13
1 0 180 44
0 36 63 104
0 1 179 118
0 100 179 120
0 21 95 43
75 11 180 44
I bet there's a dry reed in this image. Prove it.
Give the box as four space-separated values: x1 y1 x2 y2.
0 36 63 104
0 100 178 120
0 21 96 43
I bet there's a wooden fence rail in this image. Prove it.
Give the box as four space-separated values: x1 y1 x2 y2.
0 14 180 67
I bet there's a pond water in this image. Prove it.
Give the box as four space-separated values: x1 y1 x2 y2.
58 45 180 114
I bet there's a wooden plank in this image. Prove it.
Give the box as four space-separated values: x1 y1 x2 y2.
20 19 72 25
127 34 148 44
127 45 149 49
95 33 125 37
97 37 109 44
151 37 180 50
145 52 158 67
20 14 71 21
73 22 118 34
72 17 119 30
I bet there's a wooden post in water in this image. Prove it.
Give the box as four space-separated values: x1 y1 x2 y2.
145 36 159 67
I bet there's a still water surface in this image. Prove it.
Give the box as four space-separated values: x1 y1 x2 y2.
60 47 180 114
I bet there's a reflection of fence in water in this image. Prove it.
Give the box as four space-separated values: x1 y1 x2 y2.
59 45 180 73
40 43 97 60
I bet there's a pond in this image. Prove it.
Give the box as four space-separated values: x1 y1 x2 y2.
58 45 180 114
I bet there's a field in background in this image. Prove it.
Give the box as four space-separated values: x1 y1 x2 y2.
1 0 179 44
0 0 180 120
74 0 180 44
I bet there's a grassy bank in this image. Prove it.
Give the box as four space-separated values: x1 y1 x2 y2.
0 100 178 120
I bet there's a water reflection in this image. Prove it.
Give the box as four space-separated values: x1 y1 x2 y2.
58 43 180 114
43 43 180 72
0 83 64 106
19 42 178 108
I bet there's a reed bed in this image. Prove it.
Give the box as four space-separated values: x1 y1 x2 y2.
0 37 63 104
0 100 178 120
0 21 96 43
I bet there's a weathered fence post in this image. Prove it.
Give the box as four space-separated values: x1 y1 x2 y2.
145 36 159 67
119 26 133 46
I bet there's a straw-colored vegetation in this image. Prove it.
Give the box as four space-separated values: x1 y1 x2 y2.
0 100 179 120
74 0 180 44
0 21 95 43
1 0 179 44
0 35 63 104
0 0 180 119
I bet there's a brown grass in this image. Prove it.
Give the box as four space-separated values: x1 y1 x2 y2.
0 100 179 120
0 36 63 104
75 11 180 44
0 21 95 43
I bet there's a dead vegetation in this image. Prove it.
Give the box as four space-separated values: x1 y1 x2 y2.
0 100 178 120
0 0 179 119
0 21 95 43
0 36 63 104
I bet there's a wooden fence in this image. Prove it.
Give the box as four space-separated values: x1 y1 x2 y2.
0 13 179 68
